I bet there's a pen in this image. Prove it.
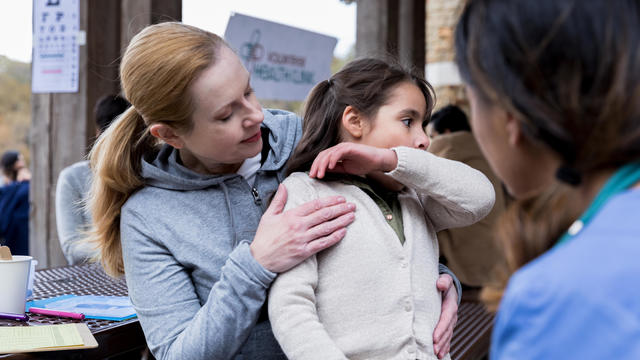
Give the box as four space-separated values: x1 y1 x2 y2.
28 307 85 320
0 312 29 322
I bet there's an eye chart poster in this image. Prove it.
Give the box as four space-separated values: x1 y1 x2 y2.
32 0 80 93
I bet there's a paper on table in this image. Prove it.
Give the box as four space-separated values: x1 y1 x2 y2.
0 324 84 353
27 294 137 321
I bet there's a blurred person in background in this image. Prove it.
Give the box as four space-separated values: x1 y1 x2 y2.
55 94 130 264
0 150 31 255
426 105 509 291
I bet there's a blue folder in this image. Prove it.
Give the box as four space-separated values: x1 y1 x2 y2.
26 294 137 321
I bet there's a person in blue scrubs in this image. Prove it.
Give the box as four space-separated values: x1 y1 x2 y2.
454 0 640 358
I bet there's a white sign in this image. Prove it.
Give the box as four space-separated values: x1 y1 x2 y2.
32 0 80 93
425 61 462 87
224 13 337 102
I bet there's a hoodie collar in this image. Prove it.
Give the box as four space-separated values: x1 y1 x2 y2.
140 109 297 191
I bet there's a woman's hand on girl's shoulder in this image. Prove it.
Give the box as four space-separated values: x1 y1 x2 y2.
309 143 398 179
250 184 356 273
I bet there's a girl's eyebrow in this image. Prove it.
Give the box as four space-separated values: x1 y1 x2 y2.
398 108 421 118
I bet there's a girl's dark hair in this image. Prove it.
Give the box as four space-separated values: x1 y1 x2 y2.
287 57 435 175
455 0 640 309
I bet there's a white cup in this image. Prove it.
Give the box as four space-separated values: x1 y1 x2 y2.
0 255 32 315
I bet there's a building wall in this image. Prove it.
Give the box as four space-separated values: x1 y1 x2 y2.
425 0 467 112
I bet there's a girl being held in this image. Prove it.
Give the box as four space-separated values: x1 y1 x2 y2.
268 58 495 360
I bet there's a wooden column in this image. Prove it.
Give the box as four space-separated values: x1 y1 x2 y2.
121 0 182 51
355 0 398 58
30 0 181 268
355 0 425 74
398 0 425 76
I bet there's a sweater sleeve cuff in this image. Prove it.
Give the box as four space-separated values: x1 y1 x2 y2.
385 147 409 177
439 263 462 306
229 241 277 288
384 146 429 188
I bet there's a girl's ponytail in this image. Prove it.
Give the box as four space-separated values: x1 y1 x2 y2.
286 79 339 175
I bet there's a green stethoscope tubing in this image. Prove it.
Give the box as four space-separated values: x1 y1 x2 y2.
556 162 640 246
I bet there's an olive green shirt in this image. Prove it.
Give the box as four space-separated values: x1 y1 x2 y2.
325 174 405 244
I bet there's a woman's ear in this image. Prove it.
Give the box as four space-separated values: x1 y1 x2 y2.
149 124 185 149
505 112 523 147
341 105 365 139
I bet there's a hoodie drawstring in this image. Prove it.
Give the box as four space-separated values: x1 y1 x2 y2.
221 183 239 247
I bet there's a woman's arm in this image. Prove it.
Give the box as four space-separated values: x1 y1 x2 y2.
121 208 272 360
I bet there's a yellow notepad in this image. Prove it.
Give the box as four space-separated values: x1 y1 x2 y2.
0 323 98 353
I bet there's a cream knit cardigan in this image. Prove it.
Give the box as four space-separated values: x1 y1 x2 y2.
269 147 495 360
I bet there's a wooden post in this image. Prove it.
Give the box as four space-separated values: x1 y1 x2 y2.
398 0 425 76
30 0 181 268
355 0 425 75
121 0 182 52
355 0 399 59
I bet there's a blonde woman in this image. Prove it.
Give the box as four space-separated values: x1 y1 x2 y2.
89 22 461 360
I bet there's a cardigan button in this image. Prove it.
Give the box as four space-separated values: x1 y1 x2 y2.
385 214 393 221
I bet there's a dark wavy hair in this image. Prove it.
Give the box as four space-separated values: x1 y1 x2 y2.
429 105 471 134
94 94 131 134
1 150 20 181
455 0 640 310
287 57 435 175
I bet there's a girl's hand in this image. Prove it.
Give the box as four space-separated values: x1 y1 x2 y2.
251 184 356 273
309 143 398 179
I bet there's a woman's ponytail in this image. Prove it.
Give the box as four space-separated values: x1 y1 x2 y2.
87 106 156 277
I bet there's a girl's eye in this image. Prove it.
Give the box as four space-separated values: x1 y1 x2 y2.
220 113 232 121
401 118 411 127
244 87 254 97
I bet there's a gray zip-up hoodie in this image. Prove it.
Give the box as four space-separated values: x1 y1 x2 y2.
120 109 301 360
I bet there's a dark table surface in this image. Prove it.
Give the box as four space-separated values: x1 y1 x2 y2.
0 263 148 359
0 263 493 360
